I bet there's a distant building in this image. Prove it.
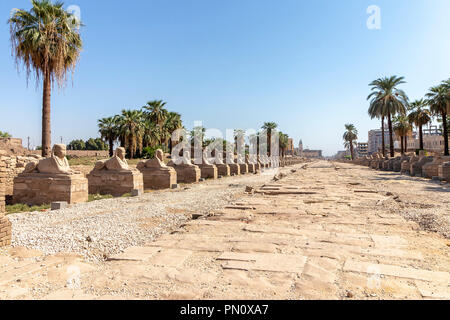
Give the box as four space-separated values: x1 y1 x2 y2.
299 139 323 158
335 150 350 159
357 142 368 157
368 128 395 154
286 138 294 155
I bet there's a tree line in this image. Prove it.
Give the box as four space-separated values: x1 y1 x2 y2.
345 76 450 160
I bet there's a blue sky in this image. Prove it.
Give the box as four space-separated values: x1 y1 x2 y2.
1 0 449 156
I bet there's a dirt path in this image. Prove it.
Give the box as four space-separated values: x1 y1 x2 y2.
1 161 449 300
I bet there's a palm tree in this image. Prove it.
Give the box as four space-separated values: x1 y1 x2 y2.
163 112 183 152
98 116 119 157
143 100 168 145
393 116 412 155
343 124 358 160
407 99 431 151
117 110 144 159
368 76 408 157
0 131 12 138
426 85 449 156
278 132 289 158
9 0 83 157
261 122 278 156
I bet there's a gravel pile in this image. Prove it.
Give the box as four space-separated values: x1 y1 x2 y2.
8 171 279 261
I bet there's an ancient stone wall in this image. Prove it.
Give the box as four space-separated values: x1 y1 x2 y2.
0 155 12 247
0 155 42 200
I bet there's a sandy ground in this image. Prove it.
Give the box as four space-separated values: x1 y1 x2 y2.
0 160 449 300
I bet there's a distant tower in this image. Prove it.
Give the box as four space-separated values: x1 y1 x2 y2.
299 140 303 156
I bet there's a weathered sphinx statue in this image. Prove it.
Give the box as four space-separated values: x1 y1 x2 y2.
226 150 241 175
87 147 143 196
212 150 230 177
24 144 80 175
168 150 201 183
237 154 249 174
195 150 218 180
93 147 129 172
137 149 177 189
14 144 88 205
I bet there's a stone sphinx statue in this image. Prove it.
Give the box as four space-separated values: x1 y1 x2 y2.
24 144 79 175
87 147 143 196
137 149 177 189
14 144 88 205
137 149 168 169
93 147 129 172
212 150 230 177
168 150 201 183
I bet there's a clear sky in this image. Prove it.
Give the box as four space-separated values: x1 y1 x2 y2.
1 0 449 156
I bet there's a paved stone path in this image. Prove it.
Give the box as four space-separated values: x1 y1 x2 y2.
0 161 449 299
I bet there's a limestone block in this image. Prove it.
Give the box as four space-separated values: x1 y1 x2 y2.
138 166 177 190
438 162 450 181
13 173 88 206
87 170 143 197
168 164 201 184
423 156 450 179
228 163 241 176
215 164 230 177
238 163 248 175
198 165 218 180
410 157 433 177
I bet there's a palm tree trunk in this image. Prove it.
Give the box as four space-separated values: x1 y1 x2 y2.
108 138 114 157
400 136 404 155
388 114 394 157
404 136 408 153
267 132 271 156
443 112 449 156
350 140 354 160
419 125 424 150
42 71 52 157
381 117 386 157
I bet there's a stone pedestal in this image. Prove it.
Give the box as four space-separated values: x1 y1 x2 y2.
423 156 450 179
168 164 201 184
238 163 248 175
410 157 433 177
216 164 230 177
439 162 450 181
228 163 241 176
13 173 88 206
87 170 143 197
246 163 256 173
198 165 218 180
139 166 177 190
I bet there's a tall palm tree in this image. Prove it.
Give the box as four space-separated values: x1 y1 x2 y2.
393 116 412 155
261 122 278 156
163 112 183 152
426 85 449 156
343 124 358 160
98 116 119 157
9 0 83 157
407 99 431 151
368 76 408 157
278 132 289 158
118 110 144 159
143 100 168 145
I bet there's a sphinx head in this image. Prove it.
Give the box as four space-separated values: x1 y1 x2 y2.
115 147 126 161
53 144 67 159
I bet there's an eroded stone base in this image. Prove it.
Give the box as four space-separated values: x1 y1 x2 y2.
199 165 218 180
171 166 201 184
13 173 88 206
139 168 177 190
0 216 11 247
238 164 248 175
439 162 450 181
87 171 143 197
228 164 241 176
216 164 230 177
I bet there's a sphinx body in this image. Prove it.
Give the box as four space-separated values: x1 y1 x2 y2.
137 149 177 189
14 144 88 205
87 147 143 196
